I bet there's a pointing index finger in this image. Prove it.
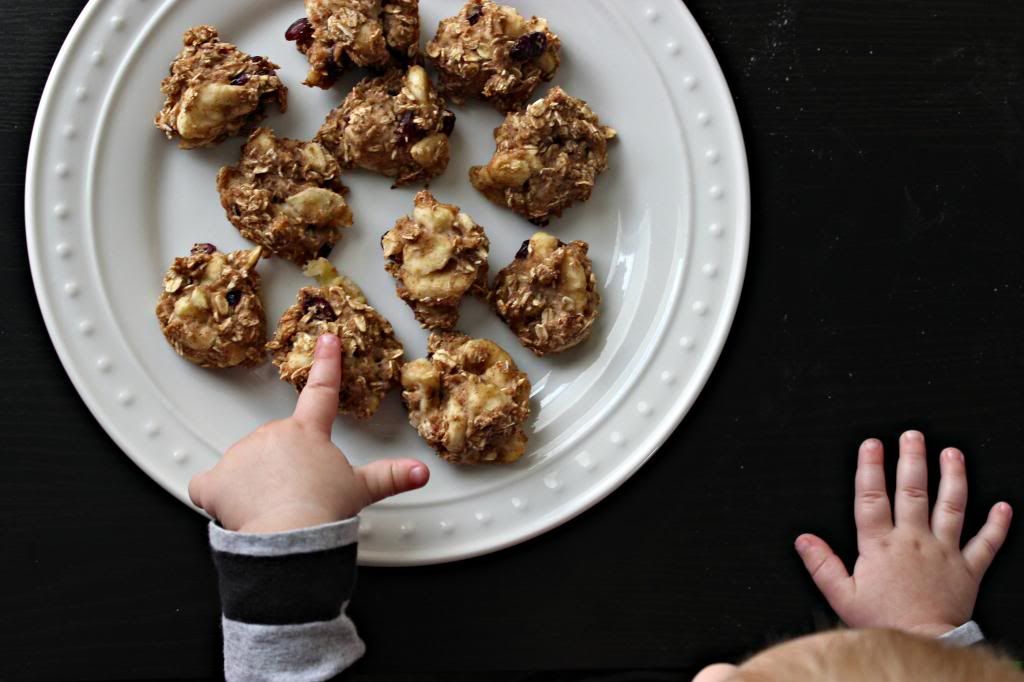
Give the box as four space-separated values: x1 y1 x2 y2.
292 334 343 433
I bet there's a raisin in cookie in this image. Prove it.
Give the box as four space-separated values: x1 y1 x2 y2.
285 0 420 89
470 87 617 225
316 66 455 186
217 128 354 266
426 0 560 113
156 244 266 368
493 232 600 356
155 26 287 150
402 332 531 465
267 259 404 420
382 191 489 329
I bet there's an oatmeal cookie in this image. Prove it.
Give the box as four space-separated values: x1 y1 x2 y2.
156 244 267 368
285 0 420 89
317 66 455 186
382 191 489 329
493 232 600 356
426 0 560 113
470 87 617 225
155 26 288 150
267 259 404 420
217 128 354 266
401 331 531 465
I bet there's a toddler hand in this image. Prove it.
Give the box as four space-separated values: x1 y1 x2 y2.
795 431 1012 636
189 334 430 534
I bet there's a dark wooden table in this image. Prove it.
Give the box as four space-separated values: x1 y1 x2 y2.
2 1 1023 680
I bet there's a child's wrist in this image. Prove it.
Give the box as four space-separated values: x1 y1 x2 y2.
908 622 963 638
235 503 350 534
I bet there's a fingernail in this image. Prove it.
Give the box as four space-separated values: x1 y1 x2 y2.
902 430 924 443
863 438 881 451
410 465 429 487
795 536 811 552
944 448 963 463
998 502 1013 517
316 334 339 354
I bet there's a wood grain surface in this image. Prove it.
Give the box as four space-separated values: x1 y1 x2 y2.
1 1 1022 680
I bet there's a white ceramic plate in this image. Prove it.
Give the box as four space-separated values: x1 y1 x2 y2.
27 0 748 565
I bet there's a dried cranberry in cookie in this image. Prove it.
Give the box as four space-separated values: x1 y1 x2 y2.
401 331 531 465
156 245 267 368
382 191 490 330
493 232 600 356
470 87 617 225
217 128 353 266
154 26 287 149
316 66 454 185
426 0 560 113
267 259 404 420
287 0 420 89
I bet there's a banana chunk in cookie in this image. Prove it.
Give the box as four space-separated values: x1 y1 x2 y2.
426 0 560 113
155 26 288 150
382 191 489 330
317 66 456 186
285 0 420 89
217 128 353 266
470 87 616 225
156 244 267 368
267 259 404 420
401 332 531 465
493 232 600 356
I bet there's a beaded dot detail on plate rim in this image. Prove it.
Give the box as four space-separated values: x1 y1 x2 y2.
96 356 112 373
172 449 189 464
684 75 698 90
111 15 125 31
661 370 677 385
575 451 595 470
56 243 72 258
144 421 161 438
64 125 77 139
680 336 695 350
706 149 720 164
399 524 414 537
637 401 652 416
667 41 681 56
693 301 709 316
511 497 528 511
475 512 492 526
439 521 454 535
710 185 724 199
697 111 711 126
645 7 659 21
703 263 719 278
75 87 88 102
64 282 80 298
56 163 69 178
543 474 562 491
55 204 70 219
79 320 94 336
610 432 625 446
709 223 724 237
117 390 134 406
90 50 104 66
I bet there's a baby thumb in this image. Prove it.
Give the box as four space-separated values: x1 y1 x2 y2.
356 459 430 506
